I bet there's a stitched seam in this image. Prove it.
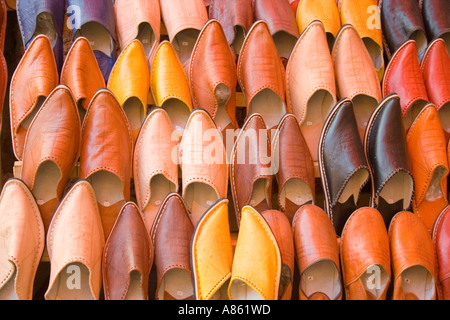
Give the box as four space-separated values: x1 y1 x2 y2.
11 180 44 297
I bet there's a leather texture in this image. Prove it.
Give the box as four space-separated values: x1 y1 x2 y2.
319 99 369 236
191 199 233 300
364 94 414 227
421 38 450 140
61 37 105 113
133 108 179 231
10 35 58 161
150 193 194 300
422 0 450 43
80 89 133 239
68 0 117 80
332 24 382 139
180 108 228 227
189 19 238 134
16 0 65 70
21 85 81 233
114 0 160 57
253 0 299 61
272 113 315 223
150 41 193 133
230 113 273 226
381 0 427 59
433 205 450 300
383 40 429 129
292 204 342 300
296 0 341 42
228 206 281 300
45 180 105 300
237 20 288 130
389 211 437 300
286 20 336 162
407 104 449 233
108 39 149 143
338 0 384 79
102 202 153 300
208 0 253 55
0 179 44 300
261 210 295 300
160 0 208 72
340 207 391 300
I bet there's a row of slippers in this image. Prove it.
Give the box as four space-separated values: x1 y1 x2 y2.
7 0 450 82
8 8 450 169
1 176 450 300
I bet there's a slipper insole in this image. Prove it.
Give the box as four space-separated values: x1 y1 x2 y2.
76 21 113 57
161 98 191 135
34 12 57 46
123 96 145 135
410 29 427 60
48 262 93 300
249 178 270 212
362 37 383 70
124 270 145 300
272 31 297 60
352 94 378 141
300 260 340 300
249 89 286 130
172 28 199 69
229 279 264 300
403 100 428 130
89 171 124 207
184 182 218 226
158 269 193 300
33 160 60 204
401 265 435 300
136 22 156 56
143 174 177 229
214 83 232 132
280 178 313 209
231 26 246 55
301 89 335 161
360 264 390 299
